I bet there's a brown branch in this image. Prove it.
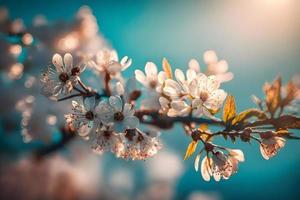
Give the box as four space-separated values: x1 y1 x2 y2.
135 110 224 129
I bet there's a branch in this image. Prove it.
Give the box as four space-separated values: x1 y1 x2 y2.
33 126 76 159
135 110 224 129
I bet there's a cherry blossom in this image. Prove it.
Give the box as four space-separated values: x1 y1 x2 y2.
41 53 85 97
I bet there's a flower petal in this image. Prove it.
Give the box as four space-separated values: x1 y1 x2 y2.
52 53 64 72
135 70 147 86
124 116 139 129
145 62 158 77
63 53 73 73
109 96 123 112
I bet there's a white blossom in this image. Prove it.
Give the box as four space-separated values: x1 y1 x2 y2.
89 49 131 76
65 97 100 138
201 148 244 181
162 71 226 118
41 53 85 97
96 95 139 133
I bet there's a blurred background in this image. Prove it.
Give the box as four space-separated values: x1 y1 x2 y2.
0 0 299 199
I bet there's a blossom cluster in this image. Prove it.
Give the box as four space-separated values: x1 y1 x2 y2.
41 53 162 160
39 46 300 182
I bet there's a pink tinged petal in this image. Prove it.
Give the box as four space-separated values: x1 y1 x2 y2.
124 116 139 129
201 156 211 181
175 69 185 84
110 50 119 62
260 144 270 160
207 75 220 91
145 62 158 77
120 56 132 70
186 69 197 82
109 95 123 112
158 71 167 84
135 70 147 86
216 60 228 73
216 72 234 83
188 59 200 73
229 149 245 162
203 50 218 64
52 53 64 73
63 53 73 73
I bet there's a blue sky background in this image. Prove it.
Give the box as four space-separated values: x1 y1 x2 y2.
1 0 300 199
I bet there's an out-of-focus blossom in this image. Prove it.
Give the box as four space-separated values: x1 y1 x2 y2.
146 151 183 182
89 49 132 78
188 50 233 83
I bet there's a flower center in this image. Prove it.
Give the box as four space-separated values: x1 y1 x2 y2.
85 111 94 120
114 112 124 121
59 72 69 82
71 66 81 76
200 91 209 102
149 80 157 89
103 130 111 138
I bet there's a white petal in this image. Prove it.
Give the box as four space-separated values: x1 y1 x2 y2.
186 69 197 82
203 50 218 64
158 71 167 84
175 69 185 84
124 116 139 129
113 82 125 96
167 108 178 117
194 153 201 171
63 53 73 73
201 156 211 181
96 101 114 124
159 97 169 109
145 62 158 77
84 97 95 111
229 149 245 162
52 53 64 72
135 70 147 86
109 96 123 112
123 103 134 116
110 50 119 62
188 59 200 73
171 100 189 111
